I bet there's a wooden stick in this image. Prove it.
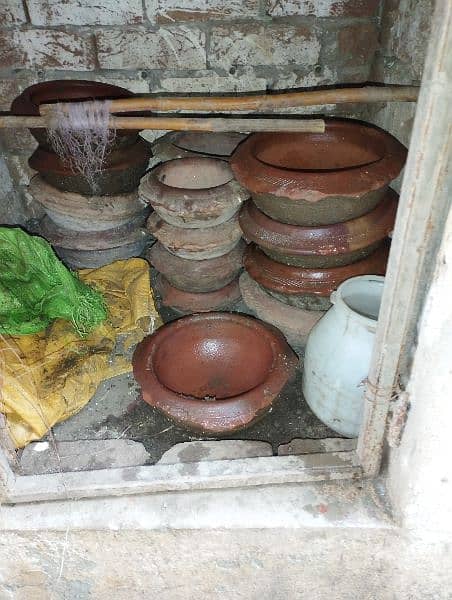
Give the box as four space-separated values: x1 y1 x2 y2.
0 114 325 133
40 85 420 116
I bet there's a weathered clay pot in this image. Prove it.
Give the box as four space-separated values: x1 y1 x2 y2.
29 175 148 232
147 240 245 293
244 242 389 311
154 274 241 314
239 190 397 267
11 80 139 150
147 212 243 260
29 137 152 196
132 312 298 434
56 240 148 270
152 131 248 162
231 119 406 226
39 213 149 250
139 157 248 229
239 272 324 352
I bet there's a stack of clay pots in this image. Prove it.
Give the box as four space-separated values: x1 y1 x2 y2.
231 119 407 352
140 156 249 315
13 80 152 269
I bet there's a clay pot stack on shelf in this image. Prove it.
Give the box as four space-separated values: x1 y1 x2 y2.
13 80 152 269
231 119 407 352
140 156 249 315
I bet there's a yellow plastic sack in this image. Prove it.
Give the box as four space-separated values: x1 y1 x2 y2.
0 258 161 448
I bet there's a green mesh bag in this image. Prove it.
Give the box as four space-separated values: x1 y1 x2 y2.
0 227 107 336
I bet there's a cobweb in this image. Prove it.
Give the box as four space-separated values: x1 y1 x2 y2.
47 99 115 194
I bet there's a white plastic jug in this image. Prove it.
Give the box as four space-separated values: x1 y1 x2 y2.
302 275 384 438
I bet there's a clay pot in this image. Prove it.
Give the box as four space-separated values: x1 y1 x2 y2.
147 212 242 260
39 213 148 250
29 175 148 231
139 157 248 228
29 138 152 196
154 274 241 314
244 242 389 311
147 240 245 293
239 190 397 267
239 272 323 352
11 80 139 150
132 312 298 434
152 131 248 162
56 240 148 270
231 119 406 226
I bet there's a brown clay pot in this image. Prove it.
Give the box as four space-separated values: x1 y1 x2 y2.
39 213 149 250
155 273 241 314
29 138 152 196
139 157 248 229
152 131 248 162
147 240 245 293
29 175 148 231
239 272 323 351
239 190 397 267
132 312 298 434
147 212 243 260
244 242 389 311
11 80 139 150
230 119 406 226
56 240 148 270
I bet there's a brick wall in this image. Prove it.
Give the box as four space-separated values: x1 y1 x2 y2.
0 0 382 223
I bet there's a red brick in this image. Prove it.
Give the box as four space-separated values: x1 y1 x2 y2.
147 0 259 23
0 30 95 71
0 0 27 25
266 0 380 17
27 0 143 26
338 23 379 66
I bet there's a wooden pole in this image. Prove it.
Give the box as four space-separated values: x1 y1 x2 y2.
0 114 325 133
39 85 419 116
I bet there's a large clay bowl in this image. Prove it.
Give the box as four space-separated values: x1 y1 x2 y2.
56 239 148 270
154 274 241 314
152 131 248 162
139 157 248 228
132 312 298 434
29 175 148 231
11 80 139 150
239 272 323 352
148 240 245 293
244 242 389 311
239 190 397 268
231 119 406 225
39 213 148 250
147 212 242 260
29 137 152 195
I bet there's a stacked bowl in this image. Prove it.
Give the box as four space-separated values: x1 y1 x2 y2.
13 80 152 269
140 156 249 314
231 119 406 352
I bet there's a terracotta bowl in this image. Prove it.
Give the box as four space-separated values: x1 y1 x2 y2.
11 79 139 150
29 175 148 231
154 274 241 314
29 138 152 196
56 239 148 270
244 242 389 310
147 240 245 293
152 131 248 162
239 272 323 352
231 119 406 225
132 312 298 433
147 212 243 260
139 157 248 229
239 190 397 268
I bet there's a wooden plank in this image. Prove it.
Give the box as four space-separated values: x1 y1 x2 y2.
4 452 361 504
357 1 452 475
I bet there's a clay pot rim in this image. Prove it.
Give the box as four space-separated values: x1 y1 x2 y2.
29 137 151 174
156 273 241 312
155 157 233 190
132 312 298 433
244 243 389 297
230 119 407 201
239 190 398 256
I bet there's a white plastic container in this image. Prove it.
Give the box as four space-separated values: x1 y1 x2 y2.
302 275 385 437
